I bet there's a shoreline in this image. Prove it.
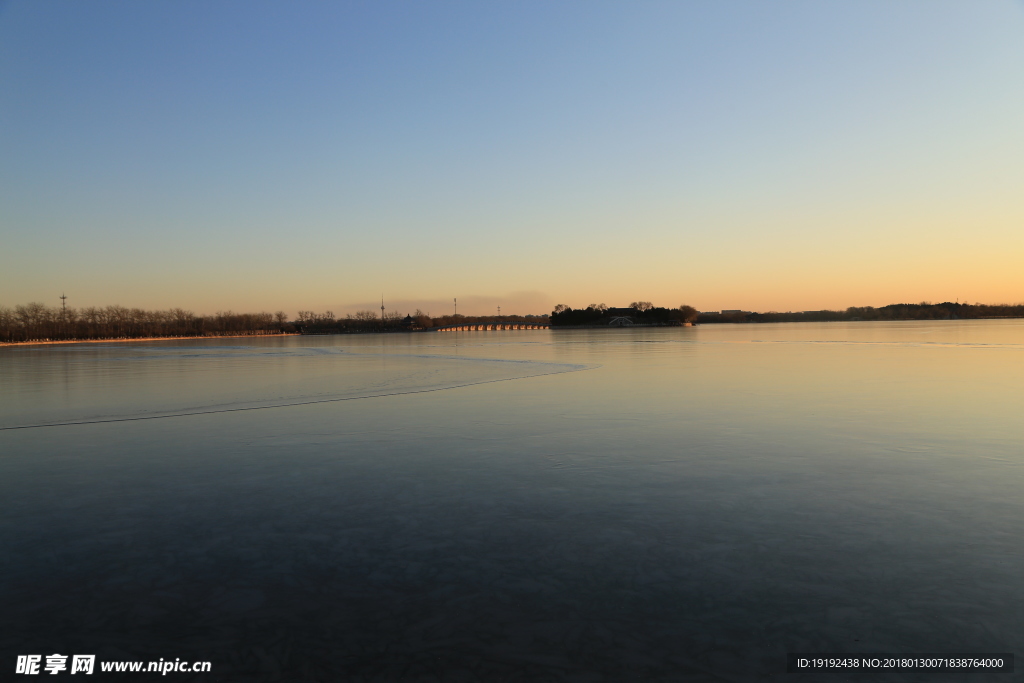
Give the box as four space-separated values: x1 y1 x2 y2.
0 333 300 348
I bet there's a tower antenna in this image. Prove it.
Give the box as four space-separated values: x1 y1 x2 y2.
381 295 385 321
60 293 67 316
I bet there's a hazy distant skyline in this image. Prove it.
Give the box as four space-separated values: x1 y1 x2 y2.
2 1 1023 316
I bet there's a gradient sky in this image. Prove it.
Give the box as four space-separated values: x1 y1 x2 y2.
2 1 1022 317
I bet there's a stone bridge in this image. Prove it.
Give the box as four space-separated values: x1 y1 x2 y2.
433 323 549 332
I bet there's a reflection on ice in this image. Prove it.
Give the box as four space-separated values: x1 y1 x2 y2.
0 343 592 429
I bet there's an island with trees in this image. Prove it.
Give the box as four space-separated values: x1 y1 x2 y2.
549 302 699 327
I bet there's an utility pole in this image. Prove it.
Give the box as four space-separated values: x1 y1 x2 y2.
60 293 67 336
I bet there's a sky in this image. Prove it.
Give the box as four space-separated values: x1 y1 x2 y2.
1 1 1023 317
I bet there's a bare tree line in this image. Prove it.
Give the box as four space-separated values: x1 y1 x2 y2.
0 301 554 342
294 309 401 333
0 303 291 343
9 298 1020 342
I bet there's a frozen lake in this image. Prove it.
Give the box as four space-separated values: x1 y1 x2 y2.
2 321 1023 681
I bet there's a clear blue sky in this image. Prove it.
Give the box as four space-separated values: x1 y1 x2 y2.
2 1 1022 316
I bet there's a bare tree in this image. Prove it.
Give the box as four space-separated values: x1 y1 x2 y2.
0 306 15 341
413 308 432 328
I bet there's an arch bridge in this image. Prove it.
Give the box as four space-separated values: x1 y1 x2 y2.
433 323 549 332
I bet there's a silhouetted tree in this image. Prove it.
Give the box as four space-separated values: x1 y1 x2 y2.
677 305 698 323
